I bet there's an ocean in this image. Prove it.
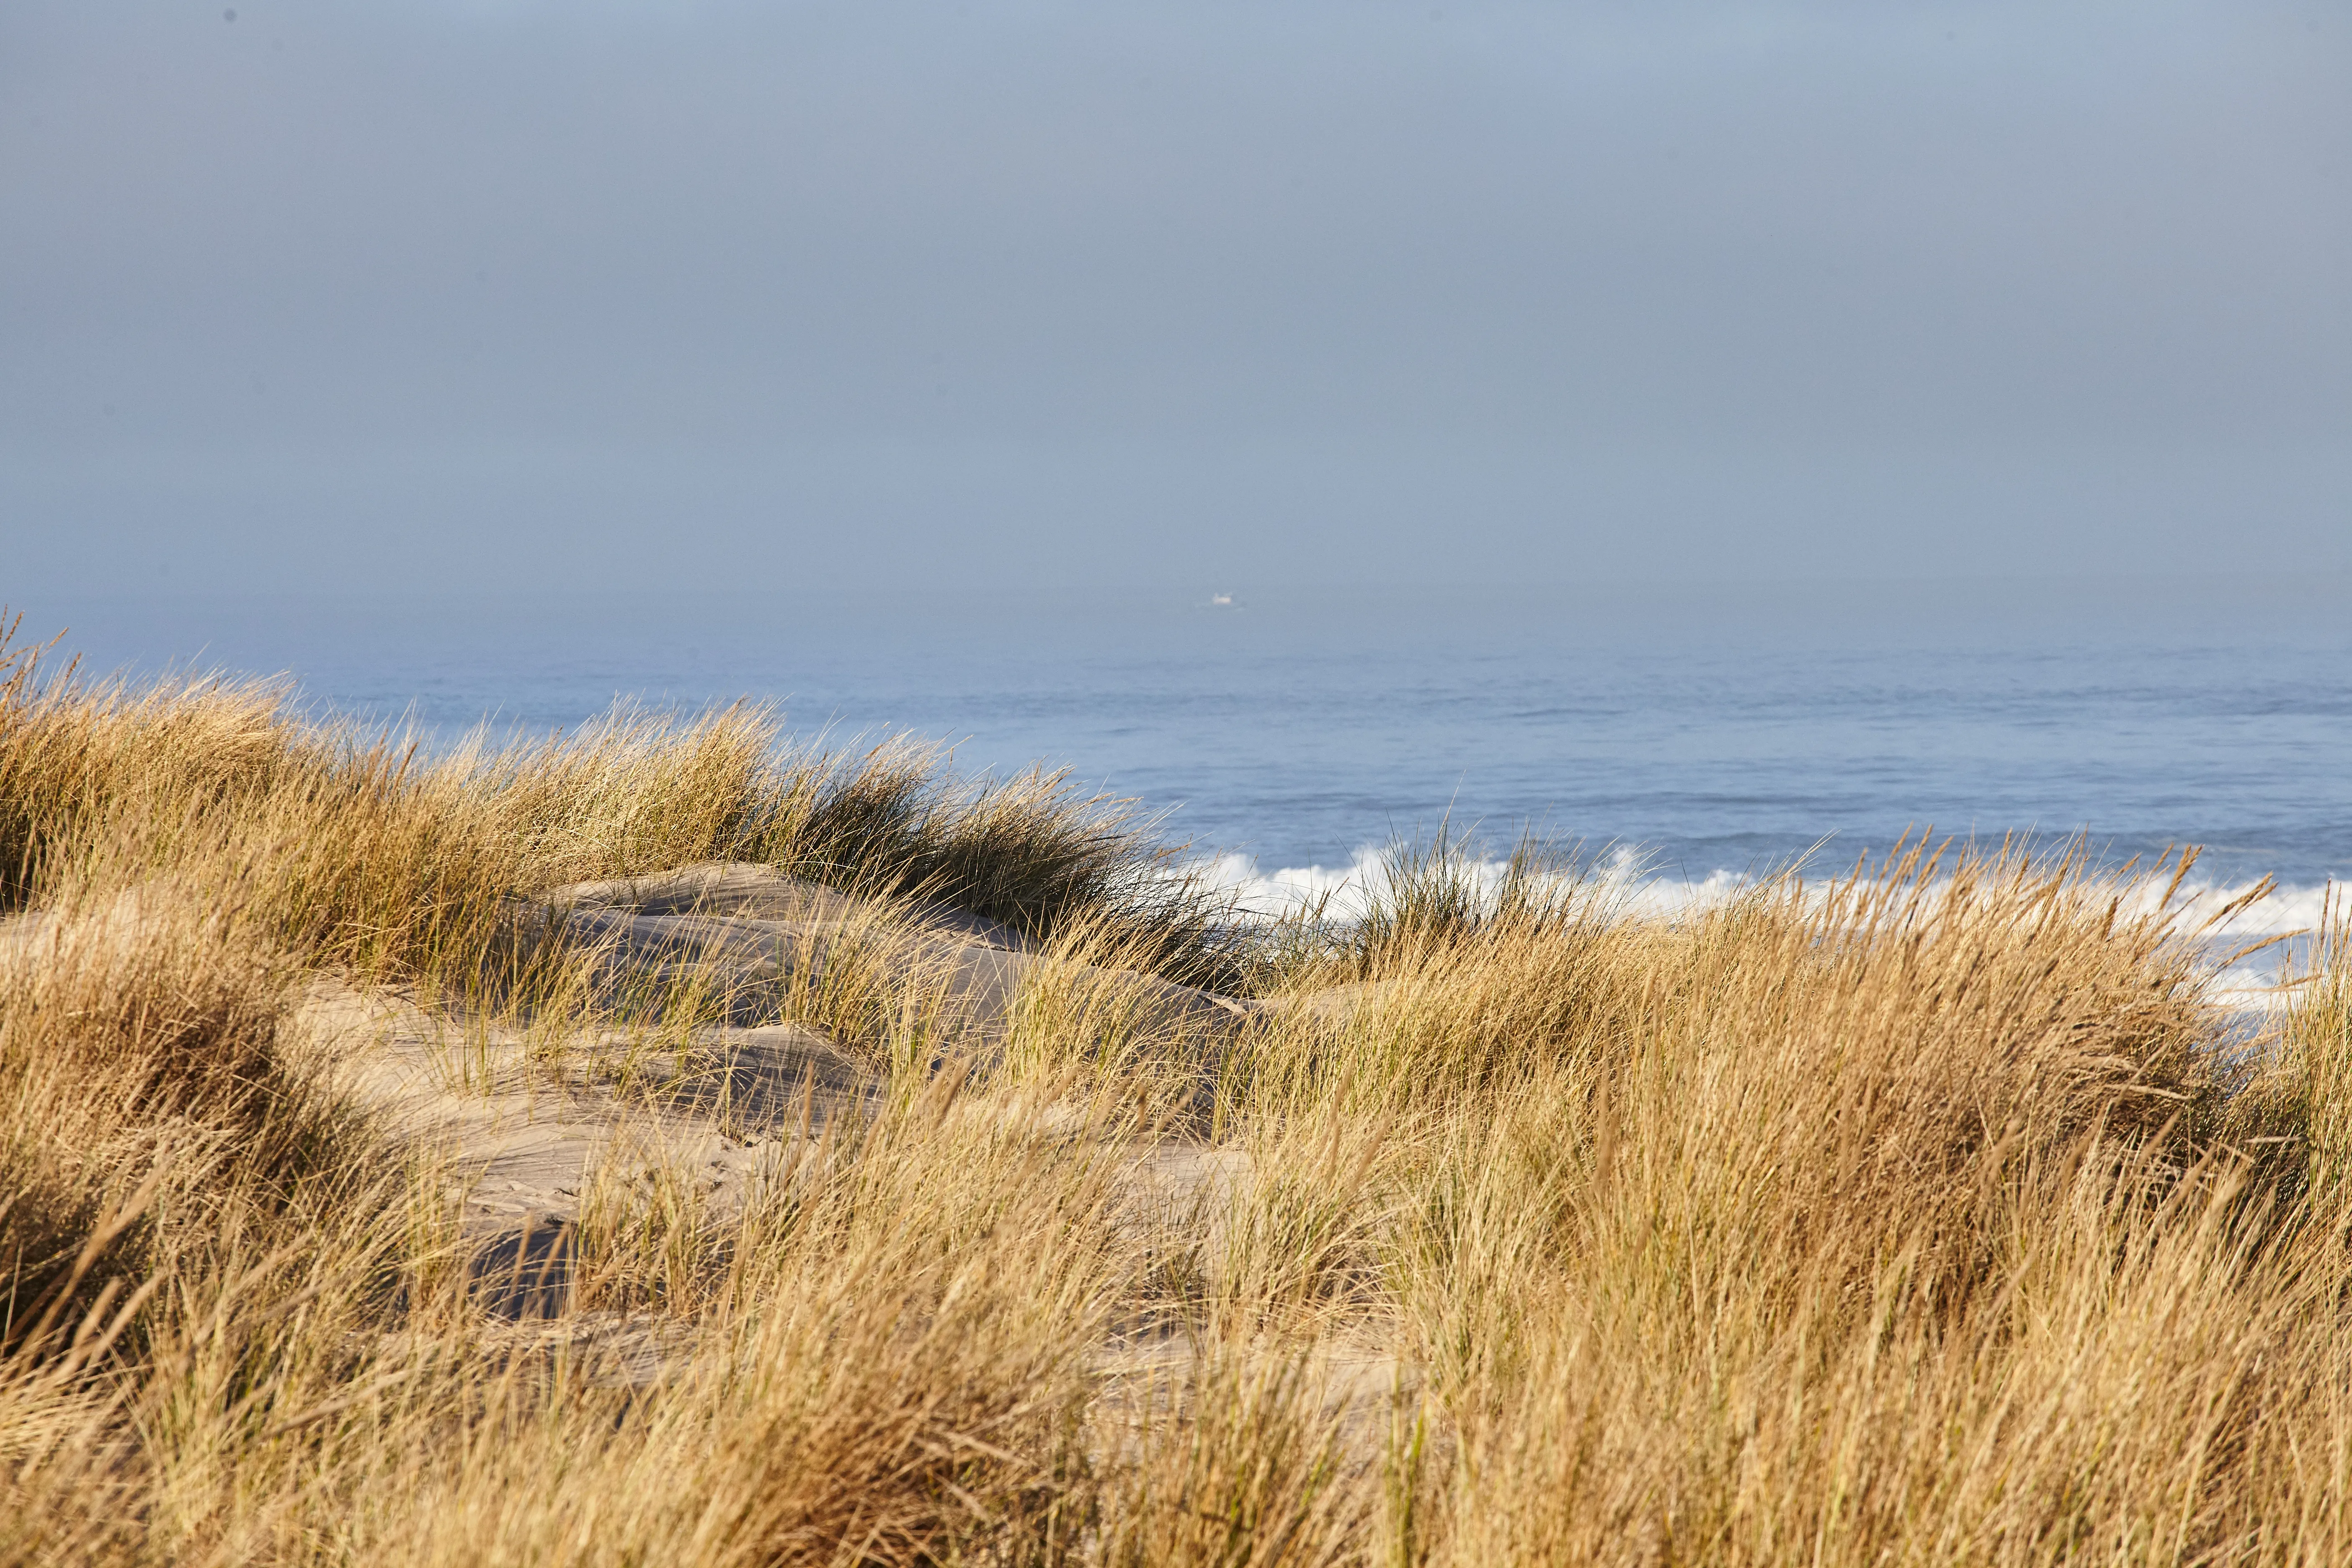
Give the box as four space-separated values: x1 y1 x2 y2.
24 577 2350 954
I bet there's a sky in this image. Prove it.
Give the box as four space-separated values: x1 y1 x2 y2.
5 0 2347 598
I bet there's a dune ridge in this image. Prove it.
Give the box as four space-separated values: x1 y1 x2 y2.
5 616 2352 1566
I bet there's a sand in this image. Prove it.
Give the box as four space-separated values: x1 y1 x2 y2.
289 863 1283 1327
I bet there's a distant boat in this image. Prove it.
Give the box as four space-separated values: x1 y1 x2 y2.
1211 593 1233 606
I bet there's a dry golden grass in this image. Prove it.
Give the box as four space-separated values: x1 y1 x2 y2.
0 617 1232 993
5 614 2351 1565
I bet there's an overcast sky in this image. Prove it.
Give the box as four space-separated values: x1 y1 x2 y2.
5 0 2346 597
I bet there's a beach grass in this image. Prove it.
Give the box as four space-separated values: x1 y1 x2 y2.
5 616 2351 1565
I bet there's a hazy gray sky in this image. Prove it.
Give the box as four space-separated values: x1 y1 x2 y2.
5 0 2346 595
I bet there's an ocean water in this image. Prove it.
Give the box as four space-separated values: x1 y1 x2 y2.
25 579 2352 948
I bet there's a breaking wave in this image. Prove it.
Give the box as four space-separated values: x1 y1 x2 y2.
1194 846 2341 1008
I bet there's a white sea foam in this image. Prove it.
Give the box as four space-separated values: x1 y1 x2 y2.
1205 845 2332 926
1196 847 2339 1008
1213 846 2333 1020
1197 845 1751 925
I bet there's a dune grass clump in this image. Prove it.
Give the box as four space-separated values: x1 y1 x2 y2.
6 616 2352 1565
0 616 1233 994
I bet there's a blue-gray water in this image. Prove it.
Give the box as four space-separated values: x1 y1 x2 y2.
22 578 2351 925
